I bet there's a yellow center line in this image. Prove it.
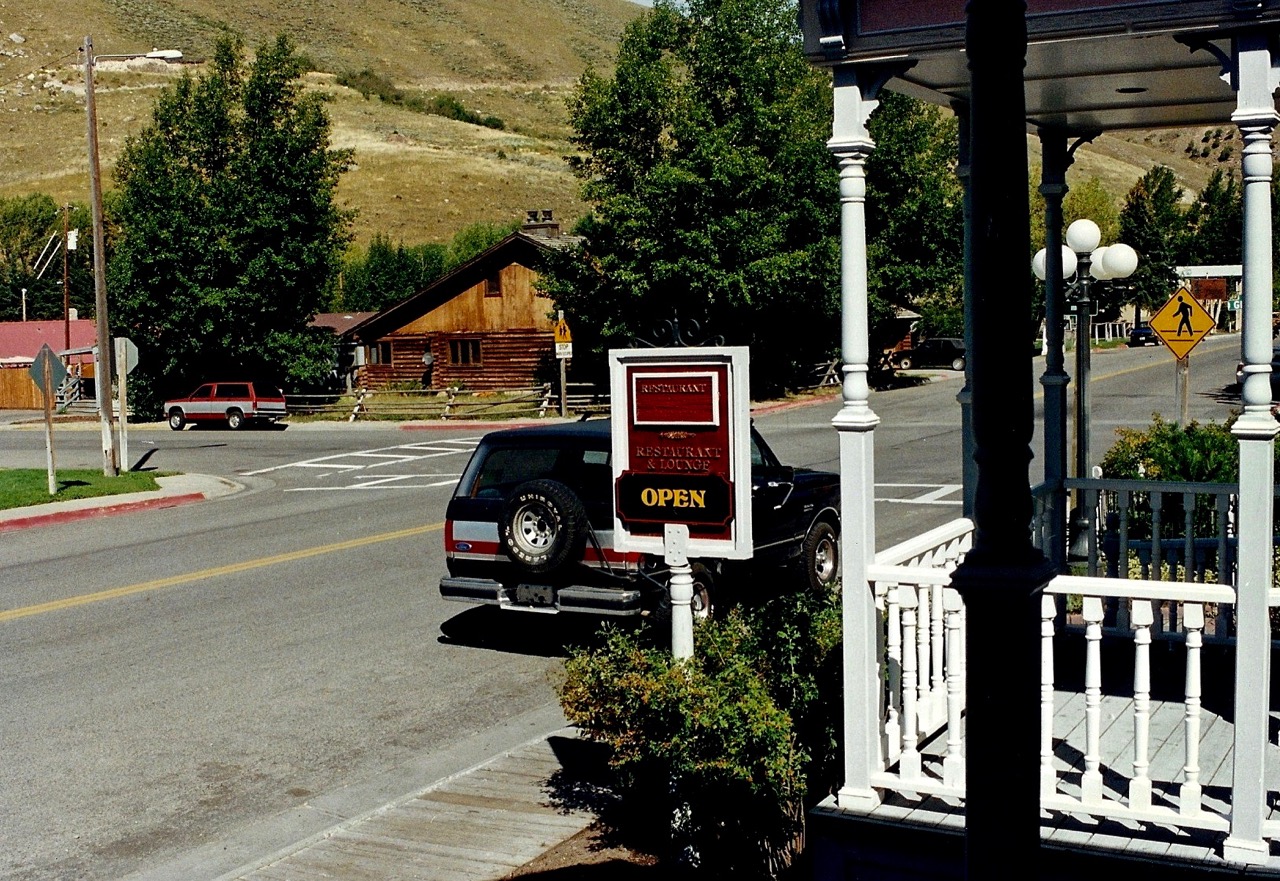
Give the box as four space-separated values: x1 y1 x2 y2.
1 522 444 624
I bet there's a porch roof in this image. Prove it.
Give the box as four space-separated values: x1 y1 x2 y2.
801 1 1280 133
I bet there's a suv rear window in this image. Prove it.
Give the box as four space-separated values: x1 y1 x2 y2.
252 382 279 398
463 445 613 501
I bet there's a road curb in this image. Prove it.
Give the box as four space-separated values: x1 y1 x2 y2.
0 492 208 533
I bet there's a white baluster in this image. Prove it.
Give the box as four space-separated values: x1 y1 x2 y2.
1040 593 1057 797
1181 602 1205 817
1129 601 1154 810
900 588 922 780
886 584 902 763
1082 595 1105 804
931 583 945 711
943 587 966 788
916 584 931 729
874 579 889 771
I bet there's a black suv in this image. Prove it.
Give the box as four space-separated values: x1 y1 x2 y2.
891 337 966 371
439 419 840 618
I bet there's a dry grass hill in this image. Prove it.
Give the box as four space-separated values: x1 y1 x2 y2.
0 0 1250 249
0 0 642 245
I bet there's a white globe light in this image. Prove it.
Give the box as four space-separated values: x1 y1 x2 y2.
1060 245 1075 279
1089 247 1113 280
1102 242 1139 279
1066 218 1101 254
1032 248 1047 281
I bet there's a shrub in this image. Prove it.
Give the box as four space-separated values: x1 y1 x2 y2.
558 584 841 878
336 69 504 129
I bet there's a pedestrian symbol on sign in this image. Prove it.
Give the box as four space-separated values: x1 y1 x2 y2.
1149 287 1214 360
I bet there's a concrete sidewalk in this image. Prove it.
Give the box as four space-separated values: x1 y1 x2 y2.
217 730 602 881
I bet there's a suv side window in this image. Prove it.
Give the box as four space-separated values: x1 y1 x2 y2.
218 383 250 399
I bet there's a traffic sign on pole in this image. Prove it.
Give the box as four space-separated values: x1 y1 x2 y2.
1149 286 1215 360
29 343 68 396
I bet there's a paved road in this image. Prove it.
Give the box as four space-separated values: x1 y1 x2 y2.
0 334 1246 880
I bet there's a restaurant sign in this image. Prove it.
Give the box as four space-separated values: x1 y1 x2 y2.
609 347 752 559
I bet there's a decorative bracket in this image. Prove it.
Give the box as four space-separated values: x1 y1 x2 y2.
829 60 916 151
633 311 724 348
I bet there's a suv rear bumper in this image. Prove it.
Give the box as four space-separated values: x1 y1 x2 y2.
439 576 643 616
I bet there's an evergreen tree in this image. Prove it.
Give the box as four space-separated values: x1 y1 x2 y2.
1118 165 1183 325
110 35 353 414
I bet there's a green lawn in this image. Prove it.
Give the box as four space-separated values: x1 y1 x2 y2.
0 469 163 512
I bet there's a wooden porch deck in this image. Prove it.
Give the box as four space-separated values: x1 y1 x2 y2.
813 689 1280 878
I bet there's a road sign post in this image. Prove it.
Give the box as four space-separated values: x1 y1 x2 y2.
115 337 139 470
1149 287 1215 426
554 313 572 418
30 344 67 496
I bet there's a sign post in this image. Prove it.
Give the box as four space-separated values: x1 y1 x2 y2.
114 337 139 471
610 347 751 658
30 344 68 496
1149 286 1215 425
554 312 572 418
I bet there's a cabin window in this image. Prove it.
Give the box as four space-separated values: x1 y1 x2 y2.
450 339 481 365
371 341 392 365
485 271 502 297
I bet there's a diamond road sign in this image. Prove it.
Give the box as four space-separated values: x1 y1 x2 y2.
29 343 68 396
1149 287 1214 361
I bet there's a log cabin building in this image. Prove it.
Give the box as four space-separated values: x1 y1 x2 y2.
345 212 575 391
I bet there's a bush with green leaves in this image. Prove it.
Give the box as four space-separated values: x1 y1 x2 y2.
1100 415 1239 542
557 584 841 878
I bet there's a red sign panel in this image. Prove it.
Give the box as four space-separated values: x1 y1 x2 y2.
619 363 733 541
631 370 720 427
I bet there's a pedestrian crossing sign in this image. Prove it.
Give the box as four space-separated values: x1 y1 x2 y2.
1149 286 1214 360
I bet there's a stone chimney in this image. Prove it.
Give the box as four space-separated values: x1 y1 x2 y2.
521 208 559 238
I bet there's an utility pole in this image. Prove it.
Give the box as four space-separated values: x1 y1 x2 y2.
83 35 118 476
63 205 71 352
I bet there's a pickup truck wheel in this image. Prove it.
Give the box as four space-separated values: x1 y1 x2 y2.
800 521 840 593
226 409 245 430
897 356 912 370
167 409 186 431
500 479 587 575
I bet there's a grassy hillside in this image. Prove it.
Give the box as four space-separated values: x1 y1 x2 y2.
0 0 641 244
0 0 1256 251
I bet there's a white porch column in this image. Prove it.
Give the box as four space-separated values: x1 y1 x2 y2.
1224 30 1280 866
829 61 906 810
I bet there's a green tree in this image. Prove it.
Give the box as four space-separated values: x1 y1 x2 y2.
1181 168 1241 267
338 235 448 312
540 0 841 397
0 196 97 323
1118 165 1183 325
110 34 352 415
865 91 964 339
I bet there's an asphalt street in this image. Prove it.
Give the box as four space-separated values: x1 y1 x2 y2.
0 333 1248 880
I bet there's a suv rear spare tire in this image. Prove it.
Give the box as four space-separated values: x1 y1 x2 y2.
500 479 587 575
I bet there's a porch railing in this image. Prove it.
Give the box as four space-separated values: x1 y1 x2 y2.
855 502 1278 860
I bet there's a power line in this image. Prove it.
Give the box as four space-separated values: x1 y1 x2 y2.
0 50 80 93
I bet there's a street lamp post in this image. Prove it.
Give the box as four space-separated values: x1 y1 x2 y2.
1034 219 1138 562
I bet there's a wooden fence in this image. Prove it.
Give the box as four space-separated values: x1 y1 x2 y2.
0 368 41 409
286 384 555 422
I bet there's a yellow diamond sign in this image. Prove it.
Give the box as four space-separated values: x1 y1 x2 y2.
1149 287 1214 360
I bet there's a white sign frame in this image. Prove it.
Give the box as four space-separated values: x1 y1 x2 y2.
609 346 752 560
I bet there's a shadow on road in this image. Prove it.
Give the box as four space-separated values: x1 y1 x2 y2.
437 606 631 658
